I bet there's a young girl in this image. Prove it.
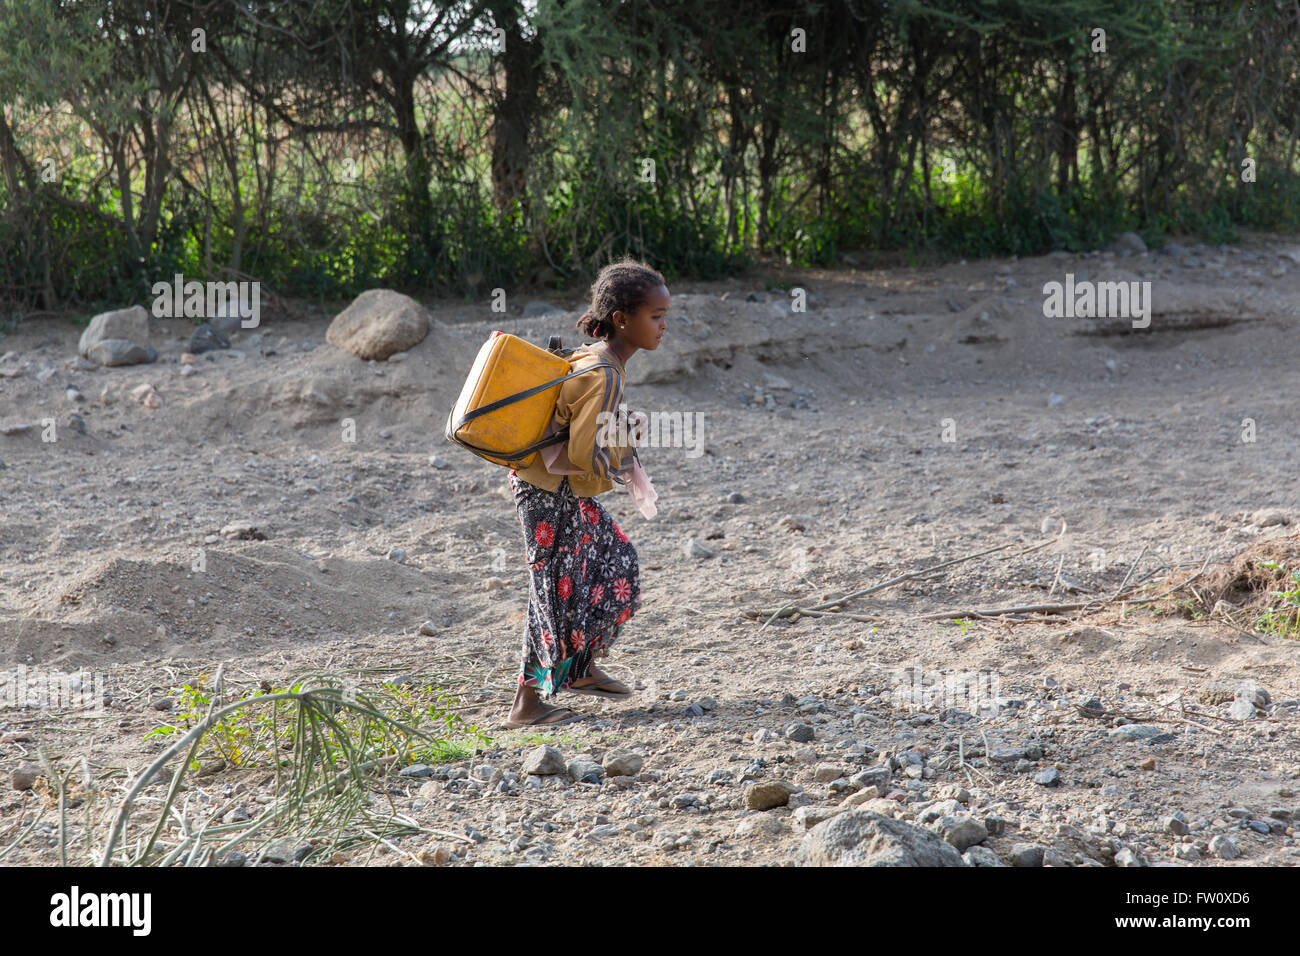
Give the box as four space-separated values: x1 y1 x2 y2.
504 258 669 727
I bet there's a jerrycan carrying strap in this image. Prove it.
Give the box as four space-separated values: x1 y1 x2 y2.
449 335 626 465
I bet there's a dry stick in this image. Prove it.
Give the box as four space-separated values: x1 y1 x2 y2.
756 541 1020 627
1111 545 1148 601
1047 555 1065 599
923 555 1212 621
781 607 890 624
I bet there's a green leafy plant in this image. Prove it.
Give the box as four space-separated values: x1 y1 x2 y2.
1254 561 1300 638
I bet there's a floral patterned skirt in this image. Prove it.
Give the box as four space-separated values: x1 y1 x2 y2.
509 471 642 699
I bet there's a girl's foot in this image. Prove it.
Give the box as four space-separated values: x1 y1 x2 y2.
504 705 588 728
507 683 589 725
569 665 631 696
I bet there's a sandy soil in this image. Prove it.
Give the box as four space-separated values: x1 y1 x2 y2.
1 232 1299 867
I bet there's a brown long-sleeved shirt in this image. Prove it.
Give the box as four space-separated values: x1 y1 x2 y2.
510 340 636 498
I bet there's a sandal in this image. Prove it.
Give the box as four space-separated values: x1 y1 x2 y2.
566 678 633 699
502 706 590 729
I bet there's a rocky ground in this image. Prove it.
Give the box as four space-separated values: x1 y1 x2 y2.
1 231 1299 866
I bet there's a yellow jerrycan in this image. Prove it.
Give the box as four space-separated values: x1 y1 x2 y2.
444 331 621 469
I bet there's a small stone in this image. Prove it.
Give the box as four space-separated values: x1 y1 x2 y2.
851 767 891 790
733 814 788 839
1034 768 1062 787
1253 509 1289 528
418 844 451 866
793 806 842 831
1208 834 1241 859
1114 847 1145 867
933 814 988 852
399 764 433 778
11 764 41 791
1228 699 1257 721
1009 843 1045 867
1139 757 1156 771
602 751 644 777
190 323 231 354
387 547 407 564
219 521 265 541
218 851 248 867
150 697 173 711
222 807 251 824
1173 843 1201 861
744 780 797 811
418 621 438 636
963 846 1007 867
685 538 715 559
521 746 566 776
784 722 815 743
567 758 603 784
1164 812 1189 836
813 763 842 783
1107 724 1165 741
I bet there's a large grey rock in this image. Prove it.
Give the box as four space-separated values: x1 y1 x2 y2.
326 289 432 360
798 810 966 866
85 339 156 367
521 745 565 776
79 306 150 357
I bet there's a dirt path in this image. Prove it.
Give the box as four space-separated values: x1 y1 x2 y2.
2 233 1298 866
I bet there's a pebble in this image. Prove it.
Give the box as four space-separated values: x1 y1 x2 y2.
387 548 407 564
684 538 715 559
733 814 788 839
1114 847 1145 867
1208 834 1241 859
744 780 797 811
784 722 815 743
602 751 644 777
11 764 41 791
567 758 603 784
1033 768 1062 787
1228 699 1257 721
522 746 566 776
793 806 842 830
1107 724 1165 741
963 846 1006 867
1009 843 1045 867
933 814 988 852
1164 812 1189 835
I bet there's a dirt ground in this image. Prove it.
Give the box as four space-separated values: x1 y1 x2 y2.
1 232 1299 867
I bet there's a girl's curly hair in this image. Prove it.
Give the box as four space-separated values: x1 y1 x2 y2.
575 256 666 340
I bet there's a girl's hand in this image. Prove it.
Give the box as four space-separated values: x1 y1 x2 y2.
626 410 649 446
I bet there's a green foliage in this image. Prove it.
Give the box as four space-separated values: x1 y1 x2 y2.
2 0 1299 309
1254 562 1300 639
144 672 490 774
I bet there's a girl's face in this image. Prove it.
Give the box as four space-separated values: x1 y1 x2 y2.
613 284 669 350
